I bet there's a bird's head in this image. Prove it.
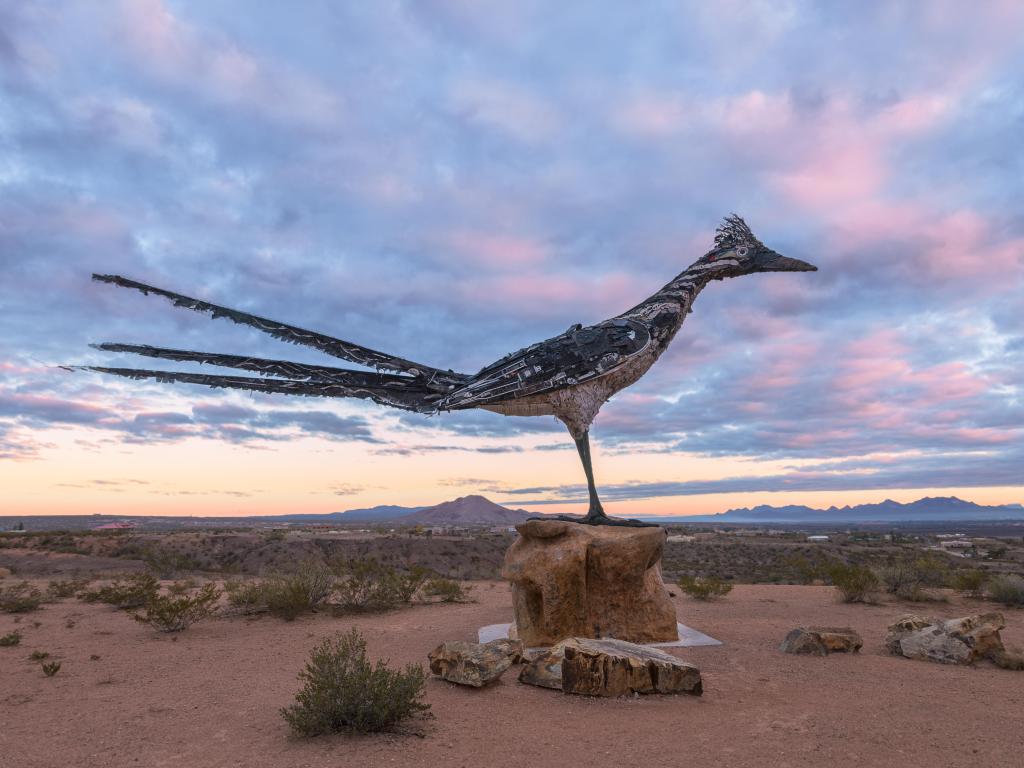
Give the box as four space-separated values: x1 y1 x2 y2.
696 215 817 279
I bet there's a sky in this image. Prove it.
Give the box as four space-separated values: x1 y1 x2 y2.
1 1 1022 519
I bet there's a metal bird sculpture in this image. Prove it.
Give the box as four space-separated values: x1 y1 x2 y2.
79 215 816 526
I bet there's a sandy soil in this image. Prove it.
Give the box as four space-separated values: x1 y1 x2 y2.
1 582 1022 768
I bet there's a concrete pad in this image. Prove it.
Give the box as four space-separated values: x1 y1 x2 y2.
478 622 722 648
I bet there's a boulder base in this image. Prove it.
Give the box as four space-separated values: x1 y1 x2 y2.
519 637 701 697
886 613 1006 666
502 520 678 647
428 638 522 687
780 627 863 656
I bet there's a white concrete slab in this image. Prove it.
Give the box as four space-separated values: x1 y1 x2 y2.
478 622 722 648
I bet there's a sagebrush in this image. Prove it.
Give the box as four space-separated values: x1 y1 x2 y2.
677 575 733 600
79 573 159 609
988 575 1024 607
828 563 880 603
0 630 21 646
133 583 221 632
0 581 43 613
281 627 430 736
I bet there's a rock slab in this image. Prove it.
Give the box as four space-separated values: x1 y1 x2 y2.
886 613 1006 666
780 627 863 656
519 637 702 697
502 520 678 647
428 638 523 687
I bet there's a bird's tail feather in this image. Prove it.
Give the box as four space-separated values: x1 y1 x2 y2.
91 274 465 388
90 343 418 388
76 366 439 413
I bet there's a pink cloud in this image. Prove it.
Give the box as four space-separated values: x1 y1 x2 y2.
438 230 550 267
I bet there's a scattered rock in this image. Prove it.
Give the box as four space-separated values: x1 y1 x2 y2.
428 639 520 687
519 637 701 697
502 520 678 647
780 627 862 656
887 613 1008 666
0 567 12 578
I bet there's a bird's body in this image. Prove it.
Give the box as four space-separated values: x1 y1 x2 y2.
80 215 816 525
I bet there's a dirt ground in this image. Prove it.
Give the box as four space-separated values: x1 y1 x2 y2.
1 582 1022 768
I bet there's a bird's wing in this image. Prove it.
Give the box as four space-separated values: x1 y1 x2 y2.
440 318 651 409
91 274 465 388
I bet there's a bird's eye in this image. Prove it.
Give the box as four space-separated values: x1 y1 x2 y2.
737 246 749 257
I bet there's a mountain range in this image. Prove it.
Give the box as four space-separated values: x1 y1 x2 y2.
274 495 530 526
643 496 1024 523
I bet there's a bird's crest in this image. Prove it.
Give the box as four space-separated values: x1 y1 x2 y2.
714 214 761 250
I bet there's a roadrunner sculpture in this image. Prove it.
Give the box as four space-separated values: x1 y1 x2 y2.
81 215 816 526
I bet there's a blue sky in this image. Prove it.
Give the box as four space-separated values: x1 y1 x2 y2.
1 1 1021 516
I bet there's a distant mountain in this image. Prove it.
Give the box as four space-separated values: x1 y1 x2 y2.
399 495 530 526
648 496 1024 523
269 504 423 523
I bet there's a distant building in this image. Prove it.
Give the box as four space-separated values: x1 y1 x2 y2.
939 540 973 549
93 522 135 530
806 535 830 542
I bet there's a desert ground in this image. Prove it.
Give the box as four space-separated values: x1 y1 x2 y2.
2 575 1022 768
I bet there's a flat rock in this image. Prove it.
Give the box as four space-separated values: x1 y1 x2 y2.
887 613 1007 666
502 521 678 647
428 639 519 687
780 627 862 656
519 637 702 697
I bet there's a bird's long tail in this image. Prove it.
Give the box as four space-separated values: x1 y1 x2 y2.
80 275 470 413
90 274 464 388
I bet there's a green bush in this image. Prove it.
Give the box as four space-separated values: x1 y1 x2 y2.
333 559 403 612
828 563 880 604
782 554 821 585
29 650 49 661
952 569 988 598
422 576 471 603
46 578 91 600
133 583 221 632
877 555 950 601
264 561 334 620
0 630 21 646
677 575 733 600
224 578 269 615
79 573 160 609
988 575 1024 607
0 581 44 613
41 661 61 677
281 628 430 736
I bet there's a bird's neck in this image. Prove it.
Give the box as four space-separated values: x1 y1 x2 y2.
617 257 719 346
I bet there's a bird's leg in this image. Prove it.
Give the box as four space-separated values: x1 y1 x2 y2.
575 431 609 524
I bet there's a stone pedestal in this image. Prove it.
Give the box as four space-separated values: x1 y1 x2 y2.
502 519 678 647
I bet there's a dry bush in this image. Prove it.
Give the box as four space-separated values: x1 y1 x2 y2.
281 628 429 736
79 573 159 609
29 650 49 661
988 575 1024 607
133 583 221 632
332 559 404 612
422 576 471 603
828 563 881 604
41 661 61 677
877 555 950 601
46 578 91 600
0 630 21 646
952 569 988 598
0 581 44 613
677 575 733 601
223 578 269 614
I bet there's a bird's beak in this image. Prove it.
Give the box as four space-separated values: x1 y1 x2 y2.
760 249 817 272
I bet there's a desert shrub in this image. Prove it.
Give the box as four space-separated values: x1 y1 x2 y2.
29 650 49 661
281 628 430 736
827 563 880 604
952 569 988 598
333 559 403 612
392 566 431 603
782 554 821 585
253 561 333 622
167 578 197 596
988 575 1024 607
41 661 61 677
677 575 733 600
142 549 203 579
46 578 91 600
0 581 44 613
223 578 269 614
133 584 221 632
79 573 159 609
422 576 471 603
877 555 950 601
0 630 21 646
